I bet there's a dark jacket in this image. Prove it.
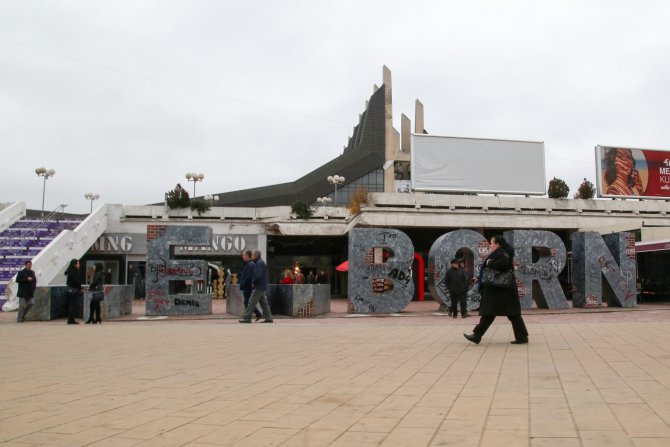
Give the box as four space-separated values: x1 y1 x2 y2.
478 247 521 316
90 271 104 292
16 267 37 299
65 266 82 292
251 256 268 291
239 259 255 292
445 267 468 296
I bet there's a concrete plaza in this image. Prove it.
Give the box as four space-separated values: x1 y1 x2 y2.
2 300 670 446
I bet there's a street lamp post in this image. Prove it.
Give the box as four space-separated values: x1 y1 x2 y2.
35 167 56 216
84 192 100 213
327 175 345 204
316 197 332 206
185 172 204 199
204 194 219 206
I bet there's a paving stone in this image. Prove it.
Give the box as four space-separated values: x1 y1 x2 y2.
3 301 670 446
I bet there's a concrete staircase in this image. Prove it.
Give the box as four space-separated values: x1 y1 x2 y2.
0 217 82 307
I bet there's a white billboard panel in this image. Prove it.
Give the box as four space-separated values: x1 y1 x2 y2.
410 134 546 195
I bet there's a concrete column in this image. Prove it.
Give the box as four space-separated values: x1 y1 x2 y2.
415 99 424 134
401 113 410 152
383 66 395 193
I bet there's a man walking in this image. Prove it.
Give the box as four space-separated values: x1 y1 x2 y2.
16 260 37 323
239 250 273 323
239 250 262 322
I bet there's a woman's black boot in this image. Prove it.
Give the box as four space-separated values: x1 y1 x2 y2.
463 333 481 344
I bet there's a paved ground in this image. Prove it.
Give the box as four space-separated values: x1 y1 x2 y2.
2 300 670 446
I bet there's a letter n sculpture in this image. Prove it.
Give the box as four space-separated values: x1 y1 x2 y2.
571 231 637 308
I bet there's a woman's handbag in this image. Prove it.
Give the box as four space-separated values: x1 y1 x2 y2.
91 291 105 302
481 268 514 288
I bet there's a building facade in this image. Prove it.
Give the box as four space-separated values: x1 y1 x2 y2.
5 66 670 308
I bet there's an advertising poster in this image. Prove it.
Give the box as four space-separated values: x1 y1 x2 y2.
596 145 670 199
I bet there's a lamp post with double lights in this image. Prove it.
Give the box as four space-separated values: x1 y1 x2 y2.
35 167 56 216
316 197 332 206
327 175 345 204
185 172 204 199
204 194 219 206
84 192 100 213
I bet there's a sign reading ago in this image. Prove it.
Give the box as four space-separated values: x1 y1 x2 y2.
89 233 254 255
174 235 249 255
145 226 213 316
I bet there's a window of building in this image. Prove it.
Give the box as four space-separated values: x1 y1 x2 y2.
316 168 384 206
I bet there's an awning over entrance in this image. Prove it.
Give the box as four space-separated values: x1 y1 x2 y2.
336 260 348 272
635 239 670 253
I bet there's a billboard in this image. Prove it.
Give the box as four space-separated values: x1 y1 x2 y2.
596 145 670 199
410 134 546 195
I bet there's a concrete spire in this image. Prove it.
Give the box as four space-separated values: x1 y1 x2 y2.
401 113 411 152
415 99 424 134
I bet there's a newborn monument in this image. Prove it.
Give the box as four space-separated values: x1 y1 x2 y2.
349 228 636 314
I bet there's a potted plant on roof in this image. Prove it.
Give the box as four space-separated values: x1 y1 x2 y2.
165 183 192 218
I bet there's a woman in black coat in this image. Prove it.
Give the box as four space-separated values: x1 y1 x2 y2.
86 263 104 324
64 258 82 325
464 235 529 344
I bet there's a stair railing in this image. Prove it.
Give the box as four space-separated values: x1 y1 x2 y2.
6 204 68 249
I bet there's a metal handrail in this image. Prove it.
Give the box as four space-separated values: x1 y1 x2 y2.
6 204 68 248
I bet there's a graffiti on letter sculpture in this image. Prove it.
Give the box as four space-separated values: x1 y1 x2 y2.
427 229 488 312
146 225 213 316
348 228 414 313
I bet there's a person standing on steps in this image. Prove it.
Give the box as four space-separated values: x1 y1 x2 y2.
16 260 37 323
464 234 528 345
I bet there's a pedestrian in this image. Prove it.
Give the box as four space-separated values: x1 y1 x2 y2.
445 258 470 318
85 263 104 324
239 250 262 322
280 269 294 284
317 270 328 284
464 234 528 344
64 258 82 325
293 269 305 284
306 270 317 284
239 250 273 323
16 260 36 323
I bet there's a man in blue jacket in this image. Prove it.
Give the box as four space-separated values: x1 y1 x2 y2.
239 250 262 322
239 250 273 323
16 260 37 323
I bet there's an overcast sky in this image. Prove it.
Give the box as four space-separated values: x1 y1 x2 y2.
2 1 670 214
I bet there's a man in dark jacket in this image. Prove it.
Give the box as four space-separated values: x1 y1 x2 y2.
445 258 470 318
239 250 262 322
239 250 273 323
16 260 37 323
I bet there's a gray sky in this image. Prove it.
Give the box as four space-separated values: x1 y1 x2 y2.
2 0 670 214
